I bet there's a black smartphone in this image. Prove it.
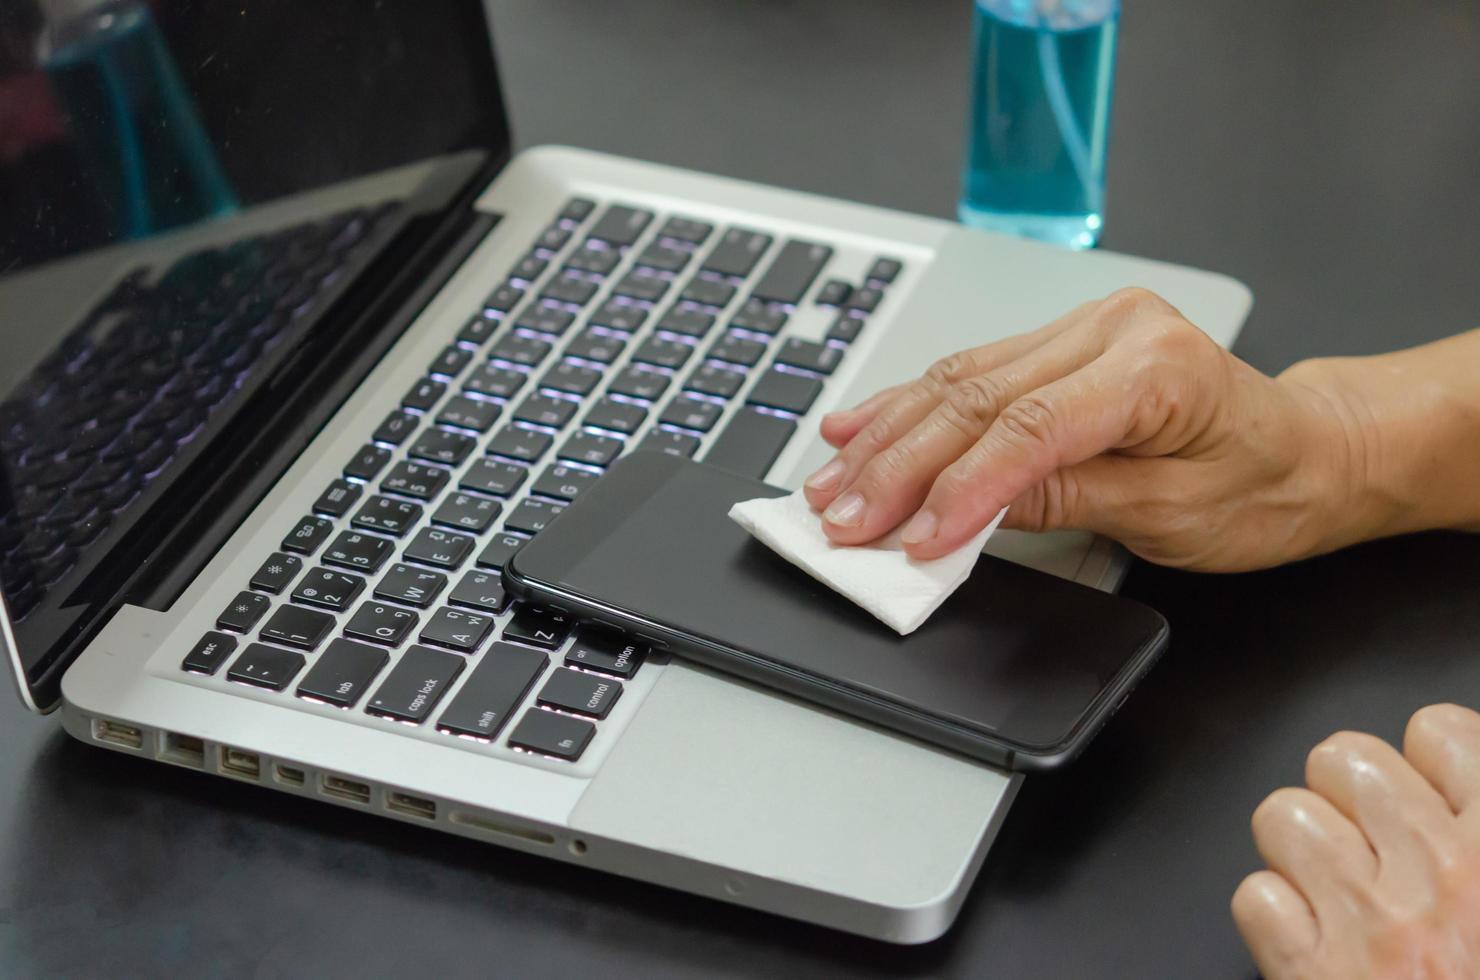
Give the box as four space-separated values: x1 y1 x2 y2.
504 452 1169 770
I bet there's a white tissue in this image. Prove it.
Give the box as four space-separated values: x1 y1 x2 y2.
728 491 1005 635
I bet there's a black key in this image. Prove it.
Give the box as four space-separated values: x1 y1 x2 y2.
584 397 647 435
636 241 689 273
323 530 394 573
746 368 824 415
431 492 502 533
402 377 448 412
705 407 797 478
684 363 746 399
513 304 575 337
296 638 388 708
429 345 473 379
259 604 336 651
751 239 833 305
374 563 448 608
589 299 648 333
775 337 845 375
678 277 736 308
635 428 701 458
372 410 419 446
730 298 788 335
381 461 450 501
505 498 565 536
566 628 646 679
351 496 423 536
815 279 852 307
291 567 365 612
558 197 595 224
344 444 392 481
564 329 626 364
563 242 620 276
403 527 476 570
437 642 547 741
489 332 553 368
409 428 476 467
182 631 239 676
510 252 549 283
503 604 573 650
512 392 578 430
558 431 624 467
701 228 772 278
437 395 501 433
281 515 334 555
587 204 653 247
866 257 903 284
656 306 715 339
460 457 527 496
227 643 306 692
826 311 865 343
659 396 724 433
457 315 500 346
607 365 670 402
539 667 622 719
311 478 363 519
250 552 304 594
508 709 595 761
464 362 528 399
535 225 571 253
540 361 603 398
708 331 768 367
532 463 600 502
344 601 419 647
844 286 883 313
613 270 668 303
658 216 713 245
365 645 465 723
449 571 511 615
632 336 693 371
419 607 495 653
476 532 528 571
486 425 552 464
485 282 525 313
541 272 598 307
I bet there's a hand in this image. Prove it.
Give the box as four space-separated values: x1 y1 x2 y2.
802 287 1363 571
1233 704 1480 979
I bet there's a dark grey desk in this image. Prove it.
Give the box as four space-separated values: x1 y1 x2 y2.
4 1 1478 975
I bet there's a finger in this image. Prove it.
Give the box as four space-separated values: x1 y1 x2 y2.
1305 730 1460 879
818 385 905 449
1251 786 1377 917
1231 870 1320 976
1404 703 1480 815
816 327 1106 544
995 454 1142 535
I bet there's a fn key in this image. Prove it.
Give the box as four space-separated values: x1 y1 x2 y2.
508 708 595 761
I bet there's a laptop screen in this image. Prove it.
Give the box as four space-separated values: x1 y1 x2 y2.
0 0 511 708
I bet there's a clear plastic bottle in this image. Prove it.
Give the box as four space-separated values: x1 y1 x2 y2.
958 0 1119 249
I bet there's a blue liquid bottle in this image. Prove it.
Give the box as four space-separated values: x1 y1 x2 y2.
959 0 1118 249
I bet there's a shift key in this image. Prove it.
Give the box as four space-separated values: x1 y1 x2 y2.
437 642 548 741
365 645 464 724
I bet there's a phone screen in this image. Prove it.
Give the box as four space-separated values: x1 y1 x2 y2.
510 453 1166 761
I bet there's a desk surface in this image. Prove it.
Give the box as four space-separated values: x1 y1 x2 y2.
4 0 1479 975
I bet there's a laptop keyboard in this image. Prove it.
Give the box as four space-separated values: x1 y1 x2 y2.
181 197 905 764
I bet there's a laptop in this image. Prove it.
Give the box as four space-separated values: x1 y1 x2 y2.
0 0 1250 943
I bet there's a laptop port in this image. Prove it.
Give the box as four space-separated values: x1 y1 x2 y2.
274 764 306 787
92 719 143 750
159 732 205 769
321 774 371 805
448 810 555 845
219 746 261 781
386 792 437 821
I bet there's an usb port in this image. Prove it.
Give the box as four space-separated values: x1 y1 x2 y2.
219 746 261 781
274 764 306 787
321 774 371 805
92 719 143 750
386 792 437 821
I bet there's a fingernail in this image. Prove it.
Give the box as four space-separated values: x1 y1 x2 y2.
900 509 939 545
823 492 866 527
805 458 847 491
